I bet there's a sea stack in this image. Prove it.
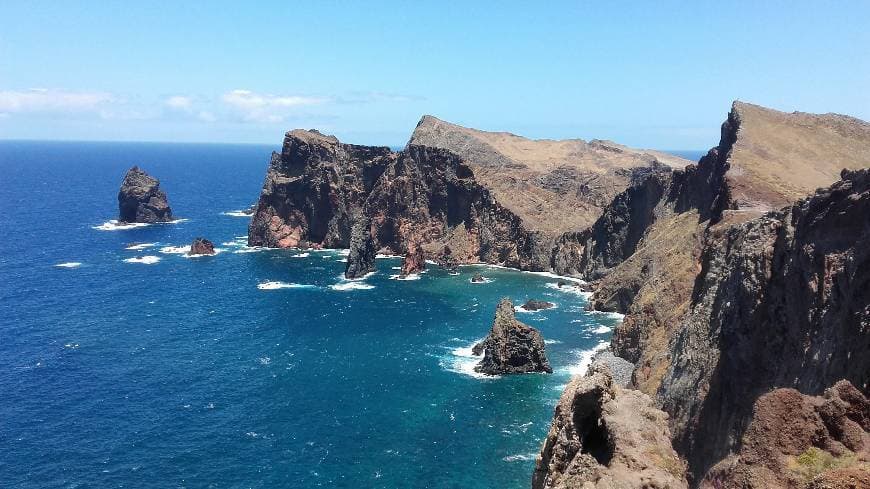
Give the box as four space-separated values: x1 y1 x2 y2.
345 218 376 279
400 240 426 277
521 299 554 311
473 298 552 375
189 238 216 256
118 166 173 223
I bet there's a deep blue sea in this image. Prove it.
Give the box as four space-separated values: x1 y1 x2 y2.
0 142 695 488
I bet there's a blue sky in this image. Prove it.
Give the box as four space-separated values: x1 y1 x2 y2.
1 1 868 149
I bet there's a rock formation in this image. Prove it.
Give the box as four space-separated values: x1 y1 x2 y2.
521 299 554 311
400 239 425 276
700 381 869 489
533 366 687 489
248 122 692 271
471 273 486 283
345 217 376 279
472 298 552 375
118 166 173 223
189 238 215 255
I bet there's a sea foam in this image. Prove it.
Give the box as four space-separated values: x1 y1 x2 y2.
123 255 161 265
566 340 609 376
125 242 158 250
257 281 317 290
55 262 82 268
329 281 375 291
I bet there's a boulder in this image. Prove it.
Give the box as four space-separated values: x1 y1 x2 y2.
189 238 215 256
521 299 554 311
473 298 552 375
118 166 173 223
471 273 486 283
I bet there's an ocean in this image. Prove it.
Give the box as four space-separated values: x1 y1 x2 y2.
0 141 669 488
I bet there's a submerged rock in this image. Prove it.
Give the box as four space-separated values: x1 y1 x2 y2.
345 218 376 279
471 273 486 283
533 366 687 489
472 298 551 375
400 239 425 277
118 166 173 223
521 299 554 311
189 238 215 256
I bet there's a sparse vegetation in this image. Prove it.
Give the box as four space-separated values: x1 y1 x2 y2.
788 447 859 482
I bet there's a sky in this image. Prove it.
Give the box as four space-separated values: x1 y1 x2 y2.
1 1 868 149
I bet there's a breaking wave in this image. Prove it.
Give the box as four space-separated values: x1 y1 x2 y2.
123 255 161 265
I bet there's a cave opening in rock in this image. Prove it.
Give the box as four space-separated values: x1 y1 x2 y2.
572 388 614 466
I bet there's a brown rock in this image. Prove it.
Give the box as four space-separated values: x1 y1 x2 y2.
189 238 215 255
533 366 688 489
473 298 551 375
521 299 554 311
118 166 173 223
400 239 425 277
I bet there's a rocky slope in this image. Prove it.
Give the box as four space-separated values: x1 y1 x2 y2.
473 298 551 375
533 366 687 488
701 380 869 489
118 166 173 223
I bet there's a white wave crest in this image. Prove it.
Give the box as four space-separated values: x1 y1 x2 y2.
590 325 612 334
441 339 495 379
159 245 191 255
125 242 158 250
55 262 82 268
123 255 161 265
257 281 317 290
92 220 150 231
292 252 310 258
329 281 375 291
544 282 592 298
502 453 538 462
389 273 421 281
220 210 253 217
566 340 609 376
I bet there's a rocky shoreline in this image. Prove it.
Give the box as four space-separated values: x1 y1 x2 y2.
247 101 870 488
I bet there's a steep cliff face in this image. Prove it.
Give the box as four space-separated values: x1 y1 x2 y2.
533 367 687 489
658 169 870 479
249 129 581 270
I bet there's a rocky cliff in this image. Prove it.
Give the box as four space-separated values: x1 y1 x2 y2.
249 121 692 272
659 168 870 480
533 366 687 488
536 102 870 487
118 166 173 223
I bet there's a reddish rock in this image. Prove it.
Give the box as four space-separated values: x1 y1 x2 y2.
400 240 426 277
189 238 215 255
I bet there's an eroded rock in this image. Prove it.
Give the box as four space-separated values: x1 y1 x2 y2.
345 217 376 279
118 166 173 223
189 237 215 255
473 298 551 375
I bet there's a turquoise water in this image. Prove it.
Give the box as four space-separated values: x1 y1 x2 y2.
0 141 622 488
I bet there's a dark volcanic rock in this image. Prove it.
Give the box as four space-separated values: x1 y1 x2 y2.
118 166 173 223
400 239 425 276
189 238 215 255
471 273 486 283
533 366 687 489
473 298 552 375
521 299 554 311
660 168 870 481
344 217 376 279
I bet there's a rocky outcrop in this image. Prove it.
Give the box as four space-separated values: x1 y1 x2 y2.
521 300 554 311
700 381 869 489
657 169 870 480
344 217 376 279
189 238 215 255
533 366 687 489
249 121 692 272
400 239 425 276
118 166 173 223
472 298 552 375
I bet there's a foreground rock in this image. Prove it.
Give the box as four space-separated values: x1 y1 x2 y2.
521 299 554 311
189 238 215 255
472 298 552 375
701 381 869 489
118 166 173 223
344 217 376 279
400 239 426 277
533 366 687 489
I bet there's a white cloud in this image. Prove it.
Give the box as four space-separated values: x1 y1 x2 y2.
0 88 113 113
221 89 328 123
165 95 193 111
